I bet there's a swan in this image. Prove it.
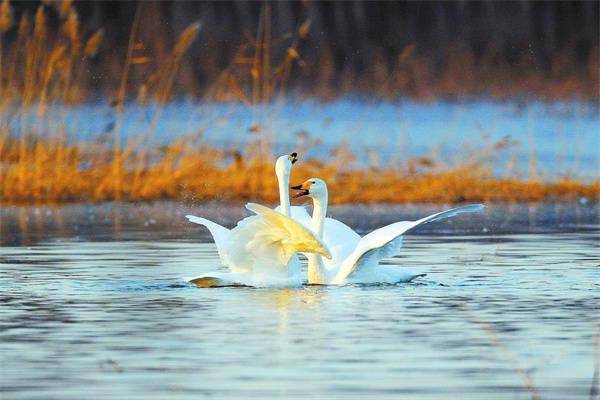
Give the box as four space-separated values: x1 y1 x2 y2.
189 150 358 264
185 201 331 287
275 168 361 264
186 152 299 265
291 178 485 285
185 153 328 287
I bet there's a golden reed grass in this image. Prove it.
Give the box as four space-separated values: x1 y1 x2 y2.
1 137 598 205
0 2 598 206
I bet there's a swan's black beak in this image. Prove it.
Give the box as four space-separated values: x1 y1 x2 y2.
289 152 298 165
291 183 309 198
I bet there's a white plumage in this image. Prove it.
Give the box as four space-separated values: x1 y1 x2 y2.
185 153 327 287
185 203 330 287
290 178 484 285
331 204 484 284
275 205 361 264
185 153 485 287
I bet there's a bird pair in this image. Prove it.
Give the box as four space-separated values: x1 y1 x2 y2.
186 152 484 287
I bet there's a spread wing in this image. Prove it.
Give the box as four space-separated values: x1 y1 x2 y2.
321 217 361 265
185 215 231 266
276 205 361 263
233 203 331 267
333 204 484 283
275 205 313 228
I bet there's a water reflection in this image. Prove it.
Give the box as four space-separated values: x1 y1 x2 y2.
0 204 598 399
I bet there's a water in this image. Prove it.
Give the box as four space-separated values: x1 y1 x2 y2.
9 99 600 179
1 202 598 399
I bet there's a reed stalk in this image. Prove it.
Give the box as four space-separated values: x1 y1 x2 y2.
0 1 596 205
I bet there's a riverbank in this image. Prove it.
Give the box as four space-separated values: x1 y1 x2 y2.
1 139 598 205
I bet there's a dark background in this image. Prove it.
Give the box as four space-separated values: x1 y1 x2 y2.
6 1 599 99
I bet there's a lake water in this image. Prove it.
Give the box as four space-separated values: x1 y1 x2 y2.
1 202 598 399
8 99 600 179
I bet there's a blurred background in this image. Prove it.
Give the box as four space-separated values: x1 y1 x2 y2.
0 0 598 204
5 1 599 99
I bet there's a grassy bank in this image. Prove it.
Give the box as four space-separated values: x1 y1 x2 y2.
1 138 597 205
0 1 597 206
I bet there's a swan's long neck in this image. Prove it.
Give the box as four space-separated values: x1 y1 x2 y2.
307 191 328 284
311 193 327 238
277 171 290 217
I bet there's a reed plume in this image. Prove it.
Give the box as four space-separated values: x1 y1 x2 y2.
1 136 598 204
33 5 46 39
154 20 201 105
0 0 12 99
84 29 103 57
17 11 28 36
0 1 596 206
57 0 73 19
0 0 12 33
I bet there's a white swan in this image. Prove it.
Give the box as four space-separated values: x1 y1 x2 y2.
291 178 485 285
192 150 358 264
186 153 329 286
185 202 331 287
187 153 297 256
278 205 360 264
275 168 361 264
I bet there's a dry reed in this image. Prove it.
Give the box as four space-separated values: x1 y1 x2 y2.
0 137 598 205
0 1 597 206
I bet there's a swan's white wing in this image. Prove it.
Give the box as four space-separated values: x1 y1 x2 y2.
322 218 361 265
276 205 360 262
185 215 231 266
274 205 313 228
333 204 484 283
245 203 331 263
236 203 332 266
290 205 312 224
346 264 425 284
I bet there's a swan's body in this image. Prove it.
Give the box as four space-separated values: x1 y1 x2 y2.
275 205 361 263
273 156 361 263
291 179 484 285
187 202 330 287
186 153 321 287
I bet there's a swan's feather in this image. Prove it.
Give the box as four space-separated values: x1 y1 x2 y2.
345 264 425 284
333 204 484 283
242 203 332 264
185 215 231 266
321 218 361 265
277 205 361 263
274 205 312 227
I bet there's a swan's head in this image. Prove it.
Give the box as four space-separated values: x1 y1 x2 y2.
275 152 299 177
291 178 327 200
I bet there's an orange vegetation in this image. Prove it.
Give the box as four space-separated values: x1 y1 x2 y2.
0 138 597 205
0 2 597 206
